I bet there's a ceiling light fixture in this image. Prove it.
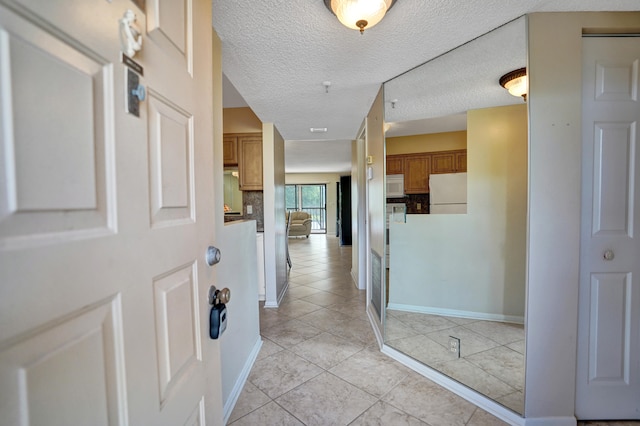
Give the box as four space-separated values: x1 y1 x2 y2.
499 67 528 101
310 127 328 133
324 0 396 34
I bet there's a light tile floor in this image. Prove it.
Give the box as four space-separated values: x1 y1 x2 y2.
228 234 639 426
386 310 525 413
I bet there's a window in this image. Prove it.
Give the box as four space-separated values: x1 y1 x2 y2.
285 184 327 233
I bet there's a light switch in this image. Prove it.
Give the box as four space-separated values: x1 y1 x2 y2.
247 205 253 214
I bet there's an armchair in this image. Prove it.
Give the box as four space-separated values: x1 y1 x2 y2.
286 211 312 238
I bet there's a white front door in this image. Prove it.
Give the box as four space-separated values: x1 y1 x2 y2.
576 36 640 420
0 1 221 425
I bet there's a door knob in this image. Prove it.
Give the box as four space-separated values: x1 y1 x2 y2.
603 249 615 261
208 285 230 305
217 287 231 304
131 84 146 101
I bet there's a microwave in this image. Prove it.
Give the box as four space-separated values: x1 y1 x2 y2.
386 174 404 198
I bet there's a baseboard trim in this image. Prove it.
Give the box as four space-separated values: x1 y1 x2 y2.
523 417 576 426
264 279 290 308
276 279 289 306
223 337 263 425
366 304 384 349
381 345 525 426
387 303 525 324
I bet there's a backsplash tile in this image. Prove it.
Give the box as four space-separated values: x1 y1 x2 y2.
243 191 264 231
224 190 264 231
386 194 430 214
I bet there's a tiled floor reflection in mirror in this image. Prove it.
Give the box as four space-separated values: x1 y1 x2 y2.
385 310 525 413
228 234 639 426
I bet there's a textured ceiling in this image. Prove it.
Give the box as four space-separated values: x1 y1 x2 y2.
384 16 527 137
212 1 640 173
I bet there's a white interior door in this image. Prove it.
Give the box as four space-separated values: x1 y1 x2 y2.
576 36 640 420
0 1 220 425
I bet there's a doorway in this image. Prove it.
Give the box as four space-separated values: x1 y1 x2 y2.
285 184 327 233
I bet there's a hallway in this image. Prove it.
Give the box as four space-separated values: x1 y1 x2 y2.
227 235 638 425
228 235 507 425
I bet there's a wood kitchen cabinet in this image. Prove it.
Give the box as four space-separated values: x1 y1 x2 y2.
224 133 263 190
404 154 431 194
236 133 263 190
386 149 466 194
386 156 404 174
455 151 467 172
223 135 238 166
431 152 455 174
431 149 467 174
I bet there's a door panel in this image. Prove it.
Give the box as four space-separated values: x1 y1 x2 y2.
591 122 635 235
146 0 192 74
0 296 127 426
148 91 195 227
185 398 206 426
0 1 218 425
588 273 632 383
577 36 640 420
153 262 201 406
0 13 115 249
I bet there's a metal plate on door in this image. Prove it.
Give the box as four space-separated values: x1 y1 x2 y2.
125 68 145 117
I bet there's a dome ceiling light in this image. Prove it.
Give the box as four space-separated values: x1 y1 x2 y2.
499 67 528 101
324 0 396 34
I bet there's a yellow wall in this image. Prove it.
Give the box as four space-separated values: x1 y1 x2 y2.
223 107 262 133
385 130 467 155
390 103 527 319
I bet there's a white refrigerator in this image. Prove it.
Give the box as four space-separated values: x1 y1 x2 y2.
429 172 467 214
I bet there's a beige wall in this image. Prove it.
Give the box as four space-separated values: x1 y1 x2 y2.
385 130 467 155
366 87 386 332
285 173 341 236
389 104 527 319
223 107 261 133
352 136 366 290
368 88 386 258
262 123 287 307
212 31 260 423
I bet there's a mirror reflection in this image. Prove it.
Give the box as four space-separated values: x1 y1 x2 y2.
383 17 528 415
224 168 243 215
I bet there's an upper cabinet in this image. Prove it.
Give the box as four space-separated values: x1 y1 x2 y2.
455 151 467 173
403 154 431 194
431 149 467 174
386 156 404 174
387 149 467 194
237 133 263 190
223 135 238 166
224 133 263 190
